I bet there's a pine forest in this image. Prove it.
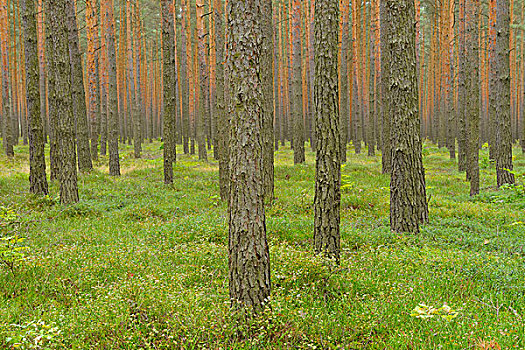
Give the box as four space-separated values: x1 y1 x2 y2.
1 0 525 348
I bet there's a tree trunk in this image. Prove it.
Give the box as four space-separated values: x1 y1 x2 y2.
387 0 428 233
21 0 48 195
86 0 101 162
495 0 515 187
340 1 349 164
380 0 390 174
67 0 92 172
215 0 228 201
161 0 177 184
227 0 270 313
313 0 341 262
292 0 305 164
105 0 121 176
46 0 79 204
466 0 480 195
0 0 14 157
262 0 274 202
457 0 467 171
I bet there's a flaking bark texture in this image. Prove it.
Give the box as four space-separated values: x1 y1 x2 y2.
262 0 274 202
227 0 271 313
105 0 121 176
21 0 48 195
313 0 341 262
161 0 177 184
465 0 480 195
66 0 93 172
495 0 515 187
386 0 428 234
46 0 79 204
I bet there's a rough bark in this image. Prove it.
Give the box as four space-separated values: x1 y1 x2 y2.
313 0 341 262
262 0 274 202
380 0 390 174
457 0 467 172
161 0 177 184
465 0 480 195
86 0 101 161
66 0 92 172
495 0 515 187
105 0 120 176
46 0 79 204
387 0 428 233
340 1 349 164
175 0 190 154
227 0 271 313
21 0 48 195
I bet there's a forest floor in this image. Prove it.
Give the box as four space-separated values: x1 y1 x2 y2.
0 141 524 349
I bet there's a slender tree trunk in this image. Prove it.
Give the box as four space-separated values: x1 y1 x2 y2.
466 0 480 195
227 0 270 313
313 0 341 262
21 0 48 195
0 0 14 157
105 0 121 176
215 0 228 201
495 0 515 187
161 0 177 184
380 0 390 174
292 0 305 164
340 1 349 164
66 0 92 172
457 0 467 171
262 0 274 202
387 0 428 233
46 0 79 204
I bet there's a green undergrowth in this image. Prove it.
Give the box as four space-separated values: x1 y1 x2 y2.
0 141 524 349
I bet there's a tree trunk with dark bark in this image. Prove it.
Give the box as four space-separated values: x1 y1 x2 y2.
387 0 428 233
313 0 341 262
227 0 271 313
21 0 48 195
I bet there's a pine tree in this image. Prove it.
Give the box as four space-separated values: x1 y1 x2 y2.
46 0 79 204
387 0 428 233
21 0 48 195
227 0 270 312
313 0 341 261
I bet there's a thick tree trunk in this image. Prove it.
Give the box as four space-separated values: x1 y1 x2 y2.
161 0 177 184
66 0 92 172
387 0 428 233
495 0 515 187
21 0 48 195
313 0 341 262
227 0 270 313
46 0 79 204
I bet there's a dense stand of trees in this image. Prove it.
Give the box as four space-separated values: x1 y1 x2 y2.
1 0 523 312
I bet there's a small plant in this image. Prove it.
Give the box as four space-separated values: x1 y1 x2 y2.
0 235 29 274
410 303 459 321
341 164 356 193
6 320 62 349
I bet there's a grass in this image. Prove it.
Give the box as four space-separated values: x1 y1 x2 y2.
0 140 524 349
